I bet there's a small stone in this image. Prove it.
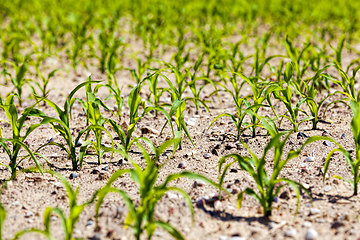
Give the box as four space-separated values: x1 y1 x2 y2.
69 173 79 179
331 220 344 229
323 140 332 147
86 219 95 227
11 201 21 207
229 237 245 240
50 216 57 221
186 118 197 126
303 183 310 189
89 233 102 240
303 221 312 227
177 162 187 169
101 166 109 171
214 200 222 210
315 219 325 223
340 133 346 139
305 228 318 240
349 229 356 235
193 180 205 188
230 168 238 173
324 185 332 192
90 169 100 174
25 211 34 218
310 208 320 215
304 156 314 162
279 191 290 200
297 132 309 138
284 228 297 238
140 126 160 135
203 153 211 159
166 192 179 199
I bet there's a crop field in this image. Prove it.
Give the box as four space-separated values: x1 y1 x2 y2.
1 0 360 239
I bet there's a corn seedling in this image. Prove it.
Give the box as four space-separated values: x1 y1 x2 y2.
34 79 99 170
0 94 47 179
108 82 146 153
95 138 218 240
31 68 59 99
2 59 30 106
323 101 360 195
273 63 313 132
218 132 324 217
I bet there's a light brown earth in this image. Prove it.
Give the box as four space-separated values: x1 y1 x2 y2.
0 41 360 240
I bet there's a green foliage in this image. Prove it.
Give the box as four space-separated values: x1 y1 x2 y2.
0 94 47 179
34 79 100 170
323 101 360 195
218 132 325 217
95 138 218 240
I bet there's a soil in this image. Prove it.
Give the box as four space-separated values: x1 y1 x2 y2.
1 42 360 240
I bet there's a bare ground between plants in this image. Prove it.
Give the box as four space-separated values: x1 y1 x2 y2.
0 55 359 240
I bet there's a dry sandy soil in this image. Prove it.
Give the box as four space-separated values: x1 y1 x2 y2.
0 44 360 240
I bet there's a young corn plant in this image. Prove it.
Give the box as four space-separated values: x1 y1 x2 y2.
218 132 323 217
13 172 97 240
0 94 46 179
185 53 218 112
108 82 146 154
234 72 279 137
95 138 218 240
323 101 360 195
301 65 334 130
34 79 99 170
273 63 313 132
2 59 30 106
31 68 59 99
76 81 115 165
159 71 194 149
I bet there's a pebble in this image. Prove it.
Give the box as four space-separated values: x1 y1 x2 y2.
214 200 222 210
166 192 179 199
324 185 332 192
310 208 320 215
349 229 356 235
89 233 102 240
229 237 245 240
302 221 312 227
101 166 109 171
279 191 290 200
297 132 309 138
25 211 34 218
11 201 21 207
193 180 205 188
203 153 211 159
69 173 79 179
86 219 95 227
323 140 332 147
177 162 187 169
284 228 297 238
331 220 344 229
340 133 346 139
53 182 63 188
304 156 314 162
186 118 197 126
305 228 318 240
